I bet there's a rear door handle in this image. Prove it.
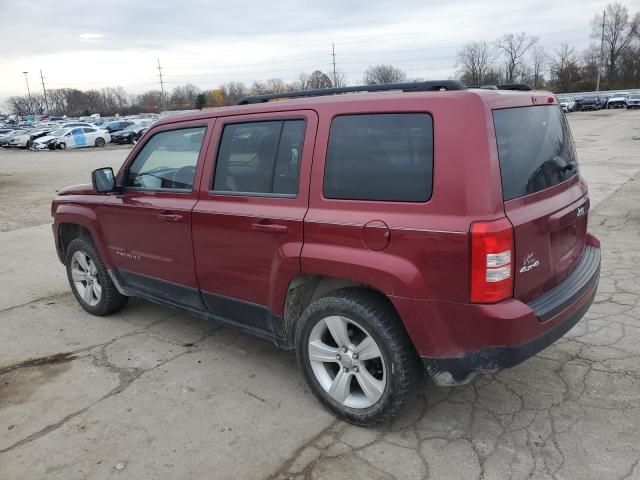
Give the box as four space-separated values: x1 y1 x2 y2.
157 213 183 223
251 222 288 234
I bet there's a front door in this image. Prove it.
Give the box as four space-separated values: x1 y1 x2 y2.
98 121 212 309
192 111 317 336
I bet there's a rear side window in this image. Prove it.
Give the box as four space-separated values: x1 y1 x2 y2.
493 105 577 201
323 114 433 202
213 119 306 196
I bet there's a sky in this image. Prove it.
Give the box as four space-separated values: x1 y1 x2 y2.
0 0 616 106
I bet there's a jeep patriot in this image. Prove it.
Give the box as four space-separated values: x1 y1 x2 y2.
51 81 601 425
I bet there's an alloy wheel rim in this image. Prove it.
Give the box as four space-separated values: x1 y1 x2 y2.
70 251 102 306
308 315 386 409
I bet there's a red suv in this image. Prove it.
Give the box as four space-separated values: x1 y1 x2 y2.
51 81 600 425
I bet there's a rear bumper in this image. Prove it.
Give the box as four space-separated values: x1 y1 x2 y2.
392 243 600 386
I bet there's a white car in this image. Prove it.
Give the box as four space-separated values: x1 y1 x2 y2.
32 127 111 150
557 97 575 112
607 93 629 109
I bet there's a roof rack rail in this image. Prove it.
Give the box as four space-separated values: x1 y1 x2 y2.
237 80 467 105
472 83 533 91
496 83 533 91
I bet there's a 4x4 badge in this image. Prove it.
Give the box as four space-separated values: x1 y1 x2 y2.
577 206 586 217
520 253 540 273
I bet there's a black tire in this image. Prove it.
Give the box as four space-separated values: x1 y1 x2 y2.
57 142 66 150
95 137 105 147
296 288 420 426
65 237 128 316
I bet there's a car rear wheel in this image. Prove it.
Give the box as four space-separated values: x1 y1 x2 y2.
66 237 128 316
296 288 420 426
95 137 105 147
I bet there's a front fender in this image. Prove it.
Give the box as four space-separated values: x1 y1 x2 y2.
53 201 111 267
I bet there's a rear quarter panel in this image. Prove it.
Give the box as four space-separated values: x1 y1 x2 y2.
303 92 506 302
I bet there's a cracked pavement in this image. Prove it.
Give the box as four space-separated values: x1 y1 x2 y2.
1 109 640 479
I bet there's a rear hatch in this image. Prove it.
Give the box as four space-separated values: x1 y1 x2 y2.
493 105 588 303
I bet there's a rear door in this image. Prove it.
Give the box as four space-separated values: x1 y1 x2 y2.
493 104 589 302
192 110 317 335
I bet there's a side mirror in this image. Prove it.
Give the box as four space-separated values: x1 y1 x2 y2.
92 167 117 193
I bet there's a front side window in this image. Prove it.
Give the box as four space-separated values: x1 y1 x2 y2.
126 126 206 191
323 114 434 202
213 119 305 195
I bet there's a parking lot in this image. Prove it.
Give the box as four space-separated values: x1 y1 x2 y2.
1 109 640 479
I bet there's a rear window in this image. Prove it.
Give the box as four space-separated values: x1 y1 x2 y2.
323 114 433 202
493 105 577 201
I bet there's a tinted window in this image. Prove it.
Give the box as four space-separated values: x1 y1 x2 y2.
82 127 96 133
213 119 305 195
323 114 433 202
127 127 206 191
493 105 577 201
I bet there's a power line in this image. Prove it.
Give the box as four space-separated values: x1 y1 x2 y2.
331 43 337 86
40 70 49 114
157 58 167 111
596 9 605 91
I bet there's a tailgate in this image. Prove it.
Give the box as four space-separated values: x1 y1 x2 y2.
493 104 588 303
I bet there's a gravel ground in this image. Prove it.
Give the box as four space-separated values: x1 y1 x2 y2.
0 109 639 480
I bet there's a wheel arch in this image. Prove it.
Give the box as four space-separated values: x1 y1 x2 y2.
281 274 407 349
55 204 110 266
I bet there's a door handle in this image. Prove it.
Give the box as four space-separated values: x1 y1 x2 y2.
251 222 288 234
157 213 183 223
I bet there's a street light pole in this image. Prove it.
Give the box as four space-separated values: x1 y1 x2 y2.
22 71 33 114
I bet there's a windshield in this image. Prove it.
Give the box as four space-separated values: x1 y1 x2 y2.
493 105 578 201
48 128 67 137
629 95 640 99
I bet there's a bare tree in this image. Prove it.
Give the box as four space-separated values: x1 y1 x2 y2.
456 41 496 85
296 72 310 90
363 65 406 85
306 70 333 89
591 3 640 86
333 69 348 87
550 44 579 92
496 32 538 83
530 45 548 88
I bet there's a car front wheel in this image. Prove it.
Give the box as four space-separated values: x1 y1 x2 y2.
95 137 105 147
296 288 420 426
66 237 128 316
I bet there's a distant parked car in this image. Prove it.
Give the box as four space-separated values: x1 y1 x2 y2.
0 128 25 146
626 94 640 109
574 96 601 111
62 122 97 128
607 93 629 109
32 127 111 150
7 128 52 148
557 96 575 112
110 122 151 144
101 120 135 134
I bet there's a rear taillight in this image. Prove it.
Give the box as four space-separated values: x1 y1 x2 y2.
470 218 514 303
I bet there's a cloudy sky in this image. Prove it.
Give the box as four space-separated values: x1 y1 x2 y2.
0 0 609 104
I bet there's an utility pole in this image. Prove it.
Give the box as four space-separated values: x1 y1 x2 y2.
596 9 605 91
331 43 337 87
157 58 166 112
22 71 33 114
40 70 49 114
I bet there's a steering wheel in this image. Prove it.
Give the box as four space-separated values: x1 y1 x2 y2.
170 165 196 189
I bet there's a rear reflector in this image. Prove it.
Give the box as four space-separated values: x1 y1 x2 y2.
470 218 514 303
